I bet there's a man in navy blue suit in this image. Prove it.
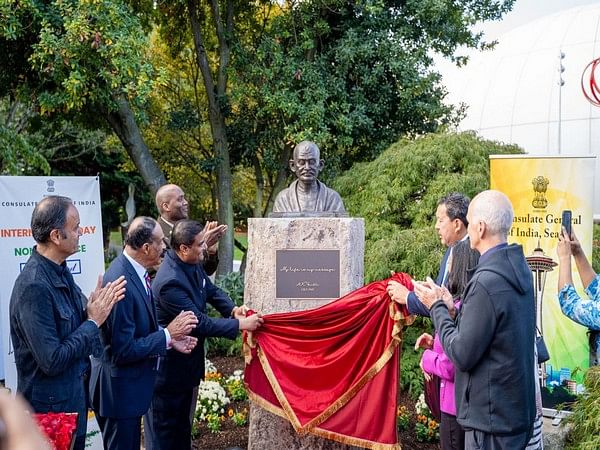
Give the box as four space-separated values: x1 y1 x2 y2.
148 219 263 450
10 196 126 450
387 192 469 316
90 216 199 450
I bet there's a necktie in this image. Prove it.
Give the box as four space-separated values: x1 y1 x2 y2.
144 272 152 299
442 248 453 286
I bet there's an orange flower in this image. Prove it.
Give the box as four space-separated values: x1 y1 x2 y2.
228 409 234 417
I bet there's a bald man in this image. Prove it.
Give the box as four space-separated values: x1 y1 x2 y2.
413 190 536 450
155 184 225 276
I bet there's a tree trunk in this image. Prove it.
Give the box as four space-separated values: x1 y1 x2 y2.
103 97 166 195
187 0 234 276
264 142 293 215
252 153 264 217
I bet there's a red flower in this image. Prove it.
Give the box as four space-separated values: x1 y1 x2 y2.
34 412 78 450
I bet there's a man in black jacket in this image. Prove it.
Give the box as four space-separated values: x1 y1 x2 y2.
148 219 263 450
10 196 126 450
414 190 536 449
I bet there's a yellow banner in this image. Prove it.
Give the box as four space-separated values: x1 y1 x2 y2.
490 156 596 383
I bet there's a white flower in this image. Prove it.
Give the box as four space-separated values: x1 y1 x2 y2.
205 359 217 374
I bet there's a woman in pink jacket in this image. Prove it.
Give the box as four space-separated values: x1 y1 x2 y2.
416 240 479 450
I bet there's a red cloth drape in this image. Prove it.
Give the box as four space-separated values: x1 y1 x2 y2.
244 273 414 449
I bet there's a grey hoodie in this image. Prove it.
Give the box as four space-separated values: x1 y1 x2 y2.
431 243 536 435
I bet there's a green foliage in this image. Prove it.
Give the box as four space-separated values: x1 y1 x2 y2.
396 405 410 431
400 317 428 398
0 124 50 175
205 272 245 357
565 366 600 449
205 413 222 433
225 371 248 401
0 98 50 175
334 131 523 283
415 416 440 443
2 0 162 114
229 0 516 198
215 272 245 307
231 409 248 426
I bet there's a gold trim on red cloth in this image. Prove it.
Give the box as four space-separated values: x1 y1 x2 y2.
255 303 408 433
244 272 414 449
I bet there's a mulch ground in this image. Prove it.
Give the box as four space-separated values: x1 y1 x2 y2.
192 356 439 450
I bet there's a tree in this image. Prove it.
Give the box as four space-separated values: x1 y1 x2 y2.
151 0 277 274
0 96 154 247
0 98 50 175
334 131 522 282
228 0 515 214
0 0 166 194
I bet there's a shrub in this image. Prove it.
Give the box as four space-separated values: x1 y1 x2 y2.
206 272 245 357
334 131 522 283
565 366 600 449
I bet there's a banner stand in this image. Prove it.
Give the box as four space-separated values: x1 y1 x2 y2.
490 155 596 417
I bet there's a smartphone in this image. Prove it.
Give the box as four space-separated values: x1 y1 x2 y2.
561 210 572 238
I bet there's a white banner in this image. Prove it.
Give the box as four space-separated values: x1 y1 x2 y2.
0 176 104 390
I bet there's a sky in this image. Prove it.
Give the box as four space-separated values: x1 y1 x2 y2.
479 0 597 40
435 0 599 83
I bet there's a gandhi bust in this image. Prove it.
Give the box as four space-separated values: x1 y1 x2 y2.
271 141 346 215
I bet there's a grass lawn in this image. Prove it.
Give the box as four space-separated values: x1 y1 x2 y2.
234 233 247 261
109 231 122 247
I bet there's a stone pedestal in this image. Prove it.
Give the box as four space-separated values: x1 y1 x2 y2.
244 217 364 450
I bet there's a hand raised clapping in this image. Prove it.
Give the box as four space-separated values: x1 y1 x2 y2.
87 275 127 327
413 277 445 310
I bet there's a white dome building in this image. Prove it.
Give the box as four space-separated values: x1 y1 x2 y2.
442 3 600 218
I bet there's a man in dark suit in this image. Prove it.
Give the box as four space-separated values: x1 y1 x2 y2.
148 219 263 450
154 184 226 276
10 196 126 450
387 192 469 316
90 216 199 450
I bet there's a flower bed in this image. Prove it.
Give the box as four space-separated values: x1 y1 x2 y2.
192 356 439 450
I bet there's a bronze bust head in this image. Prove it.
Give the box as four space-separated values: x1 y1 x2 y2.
271 141 346 216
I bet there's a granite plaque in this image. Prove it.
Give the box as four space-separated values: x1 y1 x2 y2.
276 249 340 299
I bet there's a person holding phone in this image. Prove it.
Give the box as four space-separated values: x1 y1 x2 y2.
557 227 600 366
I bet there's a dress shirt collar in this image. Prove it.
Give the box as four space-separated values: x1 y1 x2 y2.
123 249 148 292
